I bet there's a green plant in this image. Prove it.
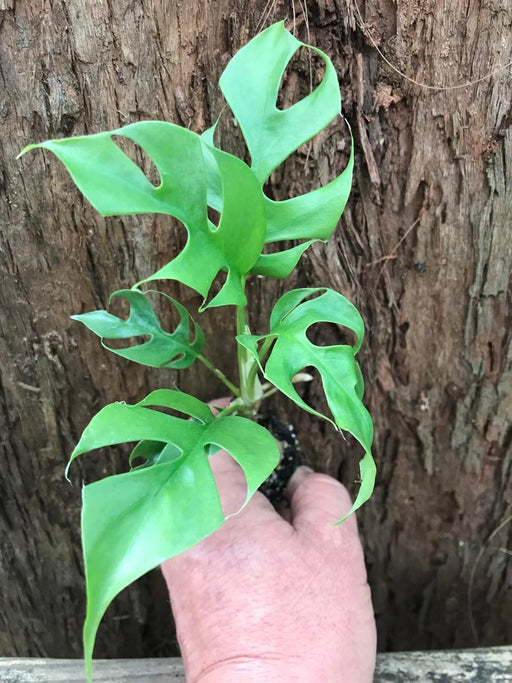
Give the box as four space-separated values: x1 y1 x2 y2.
20 21 375 680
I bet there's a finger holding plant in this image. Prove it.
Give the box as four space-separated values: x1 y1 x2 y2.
19 21 375 681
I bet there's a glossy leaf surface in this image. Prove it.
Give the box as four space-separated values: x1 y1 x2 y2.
21 122 266 308
219 21 340 183
72 289 204 369
219 21 354 278
237 288 375 515
22 23 353 287
69 389 279 680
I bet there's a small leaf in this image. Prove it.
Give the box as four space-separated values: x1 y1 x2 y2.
237 288 375 516
70 389 279 680
72 289 204 369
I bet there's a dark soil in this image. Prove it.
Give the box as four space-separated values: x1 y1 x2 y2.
257 414 304 505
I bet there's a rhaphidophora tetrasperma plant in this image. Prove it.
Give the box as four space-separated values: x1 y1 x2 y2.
20 21 376 680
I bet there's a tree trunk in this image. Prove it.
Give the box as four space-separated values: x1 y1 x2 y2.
0 0 510 659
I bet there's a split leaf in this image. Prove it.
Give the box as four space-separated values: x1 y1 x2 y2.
20 122 266 308
72 289 204 369
69 389 279 681
249 240 317 278
218 21 354 278
237 288 375 516
219 21 341 183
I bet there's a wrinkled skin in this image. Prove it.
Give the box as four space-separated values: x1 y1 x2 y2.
162 402 376 682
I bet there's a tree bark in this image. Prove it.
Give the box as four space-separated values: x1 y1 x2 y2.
0 0 510 659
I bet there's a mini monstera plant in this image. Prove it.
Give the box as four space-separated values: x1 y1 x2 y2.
21 21 375 681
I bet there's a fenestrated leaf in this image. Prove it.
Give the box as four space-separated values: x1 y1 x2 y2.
237 288 375 516
72 289 204 370
219 21 341 183
217 21 354 279
20 122 266 308
69 389 279 681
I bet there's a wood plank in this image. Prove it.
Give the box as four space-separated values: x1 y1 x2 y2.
374 647 512 681
0 648 510 682
0 657 182 682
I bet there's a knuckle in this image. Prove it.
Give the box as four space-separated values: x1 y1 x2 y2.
300 472 348 498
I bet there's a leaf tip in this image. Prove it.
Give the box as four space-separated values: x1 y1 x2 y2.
64 460 74 482
16 144 38 160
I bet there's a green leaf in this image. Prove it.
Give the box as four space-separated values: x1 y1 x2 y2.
219 21 341 183
262 138 354 244
20 122 266 308
128 440 180 470
248 141 354 278
217 21 354 279
237 288 375 516
70 389 279 681
72 289 204 369
249 240 317 278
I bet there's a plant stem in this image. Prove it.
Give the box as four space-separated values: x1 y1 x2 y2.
235 278 261 410
236 303 251 402
245 335 269 391
197 355 241 397
216 397 245 419
245 360 260 399
258 335 275 363
259 385 279 401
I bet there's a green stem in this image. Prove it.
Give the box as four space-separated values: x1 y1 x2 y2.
245 360 260 398
236 304 250 402
258 335 275 364
217 382 278 420
244 334 275 399
216 397 245 419
236 278 261 409
259 385 279 401
197 355 241 397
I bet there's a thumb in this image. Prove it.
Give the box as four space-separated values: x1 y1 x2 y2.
286 466 358 536
206 398 275 518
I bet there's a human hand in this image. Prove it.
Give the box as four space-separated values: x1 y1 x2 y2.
161 405 376 682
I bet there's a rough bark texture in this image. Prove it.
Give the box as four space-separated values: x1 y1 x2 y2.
0 0 511 659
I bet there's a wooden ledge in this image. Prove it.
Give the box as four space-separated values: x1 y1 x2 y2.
1 647 511 681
